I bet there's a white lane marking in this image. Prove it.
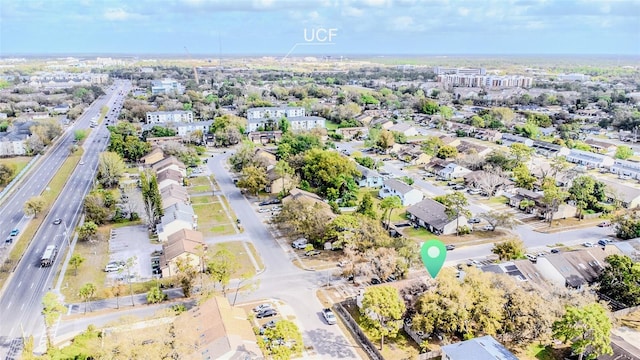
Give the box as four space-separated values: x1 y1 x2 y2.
17 281 21 288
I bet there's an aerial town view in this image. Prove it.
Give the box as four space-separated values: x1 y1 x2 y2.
0 0 638 359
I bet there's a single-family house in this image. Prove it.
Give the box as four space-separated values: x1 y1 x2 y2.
157 207 198 242
161 184 190 209
156 168 184 190
173 296 263 360
439 135 461 147
501 134 534 147
152 156 187 177
336 127 368 140
140 148 165 165
456 140 492 157
441 335 518 360
535 254 587 289
396 144 431 165
388 122 419 137
610 159 640 180
378 179 424 206
437 163 472 180
475 129 502 142
247 131 283 144
254 148 277 167
601 178 640 209
563 248 620 284
281 188 335 220
532 140 570 158
585 138 617 153
565 149 614 169
265 167 295 194
355 164 384 188
374 119 394 130
406 198 467 235
159 228 205 277
424 158 451 176
463 171 514 194
508 188 544 212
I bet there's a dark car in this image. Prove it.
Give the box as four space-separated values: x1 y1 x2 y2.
446 244 456 251
550 248 560 254
256 309 278 318
370 277 382 285
53 218 62 225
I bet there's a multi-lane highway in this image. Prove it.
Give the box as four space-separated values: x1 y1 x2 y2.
0 80 131 359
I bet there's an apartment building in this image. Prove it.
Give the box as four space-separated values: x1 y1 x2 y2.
565 149 614 168
611 159 640 179
151 79 185 95
146 111 194 124
437 74 532 88
433 67 486 76
246 106 305 120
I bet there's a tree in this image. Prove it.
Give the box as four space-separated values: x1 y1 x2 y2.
437 145 458 159
0 163 16 185
510 143 534 163
434 192 471 236
207 247 239 295
237 165 268 196
615 145 634 160
97 152 125 188
176 257 198 298
69 253 85 276
140 171 163 230
439 105 453 120
540 178 569 224
360 285 406 350
421 135 443 156
83 192 110 225
512 163 536 190
78 221 98 241
479 210 516 231
42 292 66 347
301 148 359 196
491 239 525 261
274 160 294 196
79 282 96 314
24 196 45 218
356 192 377 219
416 98 439 115
597 255 640 307
274 199 333 246
379 195 402 230
146 285 167 304
377 130 395 151
552 303 613 360
261 320 304 359
569 176 606 219
613 212 640 240
111 282 126 309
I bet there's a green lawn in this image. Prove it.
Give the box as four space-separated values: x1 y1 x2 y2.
208 241 262 277
358 189 408 223
325 121 340 131
193 202 236 236
525 344 556 360
402 227 440 242
191 195 216 205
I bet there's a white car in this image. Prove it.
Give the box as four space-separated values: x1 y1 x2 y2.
322 308 337 325
583 242 595 247
253 303 273 313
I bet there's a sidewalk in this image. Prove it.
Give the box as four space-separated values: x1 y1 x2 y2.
66 288 185 315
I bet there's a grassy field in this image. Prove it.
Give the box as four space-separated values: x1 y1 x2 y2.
187 175 213 195
0 149 83 288
208 241 262 277
0 156 34 191
192 199 237 236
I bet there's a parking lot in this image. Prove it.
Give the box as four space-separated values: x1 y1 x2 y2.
107 224 161 284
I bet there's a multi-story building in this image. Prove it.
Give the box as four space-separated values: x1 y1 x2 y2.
288 116 326 131
611 159 640 180
151 79 185 95
146 111 193 124
246 106 305 120
433 67 486 76
437 74 532 88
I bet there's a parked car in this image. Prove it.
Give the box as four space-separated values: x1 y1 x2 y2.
583 242 595 247
550 248 561 254
305 250 321 257
597 239 610 246
467 188 482 195
481 225 494 231
370 277 382 285
447 181 457 186
525 254 537 263
104 263 122 272
9 229 19 236
322 308 337 325
256 309 278 318
292 238 308 249
467 218 481 224
452 185 466 191
259 319 279 334
445 244 456 251
598 221 611 227
253 303 273 313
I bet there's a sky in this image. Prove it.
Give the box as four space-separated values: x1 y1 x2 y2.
1 0 639 56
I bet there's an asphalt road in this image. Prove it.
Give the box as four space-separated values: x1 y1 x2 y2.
0 80 131 359
207 153 362 360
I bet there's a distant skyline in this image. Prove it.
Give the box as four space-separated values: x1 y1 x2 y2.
1 0 639 56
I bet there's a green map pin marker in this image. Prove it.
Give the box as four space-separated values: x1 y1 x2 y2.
421 240 447 279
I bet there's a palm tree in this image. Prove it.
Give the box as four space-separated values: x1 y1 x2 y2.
79 283 96 314
379 196 402 230
69 253 85 276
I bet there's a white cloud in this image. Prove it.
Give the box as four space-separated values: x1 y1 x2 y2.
342 6 364 16
388 15 424 32
104 8 144 21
